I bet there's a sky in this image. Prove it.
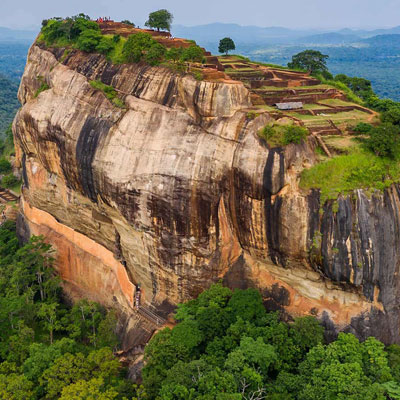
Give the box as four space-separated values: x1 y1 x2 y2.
2 0 400 30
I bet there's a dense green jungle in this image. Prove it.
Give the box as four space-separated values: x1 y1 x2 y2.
2 217 400 399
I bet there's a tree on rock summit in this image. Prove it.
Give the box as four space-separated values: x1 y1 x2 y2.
121 20 135 27
145 9 173 32
219 37 236 55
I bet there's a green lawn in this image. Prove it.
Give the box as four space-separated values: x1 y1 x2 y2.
319 98 358 107
303 104 330 110
218 55 247 62
323 136 361 154
257 84 331 92
296 91 326 97
251 60 291 70
327 110 373 124
303 121 332 128
290 113 320 121
106 36 127 64
297 84 332 90
300 149 400 204
225 67 261 73
218 56 290 70
256 86 293 92
289 109 373 127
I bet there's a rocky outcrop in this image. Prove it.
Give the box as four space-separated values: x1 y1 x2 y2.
13 43 400 344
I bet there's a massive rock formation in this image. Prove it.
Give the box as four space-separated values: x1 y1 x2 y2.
13 42 400 345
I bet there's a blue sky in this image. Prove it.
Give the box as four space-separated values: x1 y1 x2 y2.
2 0 400 30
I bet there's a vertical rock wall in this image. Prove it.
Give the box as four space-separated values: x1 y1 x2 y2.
13 43 400 344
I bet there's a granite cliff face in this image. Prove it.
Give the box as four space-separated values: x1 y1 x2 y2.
13 43 400 344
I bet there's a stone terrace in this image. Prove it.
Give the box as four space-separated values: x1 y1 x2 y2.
94 25 377 152
219 55 378 154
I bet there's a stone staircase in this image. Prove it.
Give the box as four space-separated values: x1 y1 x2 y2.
0 187 19 203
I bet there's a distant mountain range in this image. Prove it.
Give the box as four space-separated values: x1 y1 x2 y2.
172 23 313 44
296 32 361 45
173 23 319 45
172 23 400 46
362 34 400 47
338 26 400 37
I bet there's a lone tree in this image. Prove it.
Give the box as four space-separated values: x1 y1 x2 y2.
288 50 329 74
218 37 236 55
145 9 173 32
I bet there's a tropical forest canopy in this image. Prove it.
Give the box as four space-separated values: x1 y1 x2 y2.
0 222 144 399
2 215 400 399
142 283 400 399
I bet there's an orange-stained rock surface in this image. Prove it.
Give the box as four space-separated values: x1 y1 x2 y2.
13 42 400 344
22 197 135 309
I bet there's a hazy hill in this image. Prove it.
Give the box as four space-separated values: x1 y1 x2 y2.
338 25 400 38
172 22 400 46
172 23 317 44
362 34 400 47
296 32 361 44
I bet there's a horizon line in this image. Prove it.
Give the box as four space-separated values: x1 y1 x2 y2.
1 21 399 32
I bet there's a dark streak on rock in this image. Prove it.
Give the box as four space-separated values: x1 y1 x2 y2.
21 152 29 189
321 199 352 282
307 189 320 248
76 117 112 202
101 62 120 86
162 76 176 107
43 124 78 190
307 187 400 343
130 64 152 97
263 148 286 265
193 85 200 104
114 187 141 226
16 212 31 245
